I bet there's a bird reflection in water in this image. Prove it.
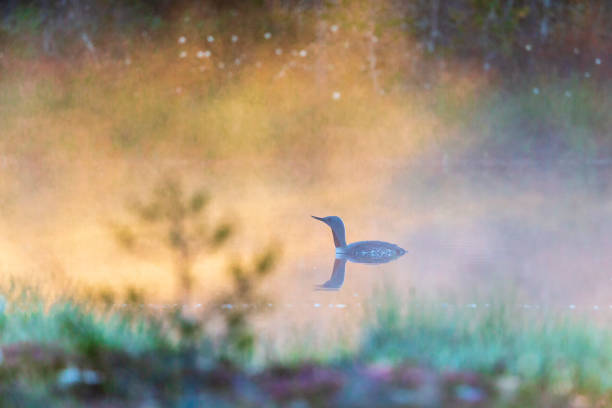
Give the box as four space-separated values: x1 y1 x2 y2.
312 216 406 290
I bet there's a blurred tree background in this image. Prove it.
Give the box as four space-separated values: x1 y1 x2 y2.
1 0 609 78
0 0 610 185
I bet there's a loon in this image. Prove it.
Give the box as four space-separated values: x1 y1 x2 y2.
312 215 406 290
312 216 406 263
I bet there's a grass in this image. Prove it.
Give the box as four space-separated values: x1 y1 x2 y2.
360 295 612 392
2 286 612 406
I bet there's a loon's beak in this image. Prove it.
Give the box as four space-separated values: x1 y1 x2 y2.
311 215 325 222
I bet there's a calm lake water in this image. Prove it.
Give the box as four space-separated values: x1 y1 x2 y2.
268 162 612 310
3 156 612 319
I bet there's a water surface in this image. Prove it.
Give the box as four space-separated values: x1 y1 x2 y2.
3 156 612 322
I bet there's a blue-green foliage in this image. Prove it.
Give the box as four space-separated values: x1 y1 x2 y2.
360 295 612 393
0 298 167 355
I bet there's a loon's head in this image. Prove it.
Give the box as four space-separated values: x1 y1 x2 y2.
312 216 347 248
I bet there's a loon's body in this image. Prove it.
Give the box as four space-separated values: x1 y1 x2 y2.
312 216 406 264
336 240 406 264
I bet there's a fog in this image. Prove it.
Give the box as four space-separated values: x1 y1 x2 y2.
1 0 611 328
3 153 612 314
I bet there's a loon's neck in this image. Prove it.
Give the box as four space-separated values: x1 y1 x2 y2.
330 222 347 248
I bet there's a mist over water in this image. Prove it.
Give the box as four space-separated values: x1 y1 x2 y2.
1 0 611 333
4 154 612 317
277 164 612 308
